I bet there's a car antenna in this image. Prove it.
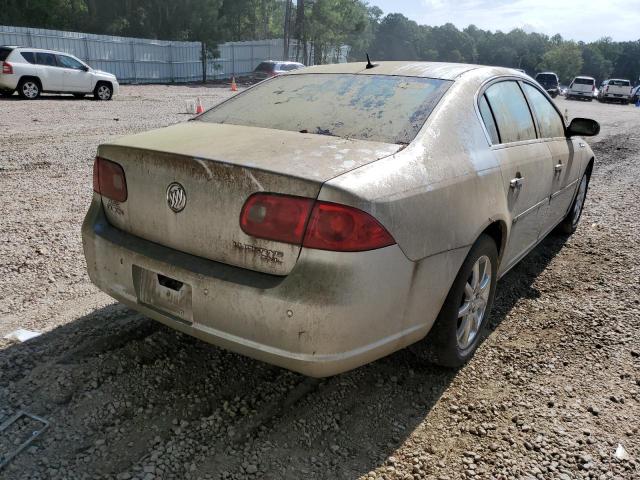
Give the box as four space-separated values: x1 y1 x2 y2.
365 53 377 69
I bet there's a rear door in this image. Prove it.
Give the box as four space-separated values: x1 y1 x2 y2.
521 82 579 235
56 54 92 92
35 52 63 90
479 80 554 270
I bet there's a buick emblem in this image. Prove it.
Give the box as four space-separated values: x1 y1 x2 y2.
166 182 187 213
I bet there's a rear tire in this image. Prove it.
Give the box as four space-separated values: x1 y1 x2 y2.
411 234 498 368
556 171 589 235
94 82 113 101
0 89 13 97
18 78 40 99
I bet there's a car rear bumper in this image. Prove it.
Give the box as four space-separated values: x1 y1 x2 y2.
568 90 592 96
0 74 18 90
602 93 629 100
82 197 459 377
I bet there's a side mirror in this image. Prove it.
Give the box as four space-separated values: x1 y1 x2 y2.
81 65 89 72
567 117 600 137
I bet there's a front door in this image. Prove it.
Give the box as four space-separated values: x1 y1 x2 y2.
520 83 580 235
56 54 92 93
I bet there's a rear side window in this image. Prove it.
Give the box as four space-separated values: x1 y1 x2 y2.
0 47 12 61
20 51 36 64
484 81 537 143
36 53 58 67
478 95 500 144
522 83 565 139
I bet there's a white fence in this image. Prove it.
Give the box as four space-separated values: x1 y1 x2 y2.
0 25 350 84
208 39 349 79
0 25 202 83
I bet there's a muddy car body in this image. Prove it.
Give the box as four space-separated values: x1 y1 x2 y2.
82 62 598 377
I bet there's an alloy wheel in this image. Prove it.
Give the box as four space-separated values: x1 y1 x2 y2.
22 82 39 99
457 254 492 350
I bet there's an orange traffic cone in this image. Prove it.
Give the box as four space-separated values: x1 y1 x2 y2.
195 97 204 114
231 77 238 92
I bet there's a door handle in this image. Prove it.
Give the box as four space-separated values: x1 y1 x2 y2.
509 177 524 189
555 163 563 172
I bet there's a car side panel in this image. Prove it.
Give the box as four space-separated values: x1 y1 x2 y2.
320 68 510 263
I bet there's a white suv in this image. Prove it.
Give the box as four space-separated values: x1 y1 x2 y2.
0 46 119 100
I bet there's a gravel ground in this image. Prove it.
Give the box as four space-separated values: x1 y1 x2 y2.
0 87 639 479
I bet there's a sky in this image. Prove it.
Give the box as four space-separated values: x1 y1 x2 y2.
368 0 640 42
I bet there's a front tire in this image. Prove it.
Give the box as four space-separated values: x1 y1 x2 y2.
94 83 113 101
556 171 589 234
18 79 40 99
0 89 13 97
411 234 498 368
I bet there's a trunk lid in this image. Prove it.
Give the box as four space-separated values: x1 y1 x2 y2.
97 122 401 275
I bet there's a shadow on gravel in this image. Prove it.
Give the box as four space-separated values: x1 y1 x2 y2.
0 234 568 478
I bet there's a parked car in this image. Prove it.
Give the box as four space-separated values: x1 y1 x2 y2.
535 71 560 98
83 62 598 377
566 76 596 101
631 85 640 104
0 45 119 100
559 84 568 96
251 60 305 80
598 78 632 104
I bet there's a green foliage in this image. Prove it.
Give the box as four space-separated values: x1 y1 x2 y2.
538 42 584 83
1 0 638 83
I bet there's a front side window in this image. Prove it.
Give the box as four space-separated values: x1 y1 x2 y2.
199 74 452 145
254 62 275 73
522 83 565 139
483 81 537 143
57 55 85 70
36 53 57 67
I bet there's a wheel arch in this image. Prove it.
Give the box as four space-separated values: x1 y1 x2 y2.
19 75 42 90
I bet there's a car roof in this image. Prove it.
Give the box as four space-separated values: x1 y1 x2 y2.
536 72 557 76
286 61 526 81
574 76 595 80
605 78 630 82
9 46 75 55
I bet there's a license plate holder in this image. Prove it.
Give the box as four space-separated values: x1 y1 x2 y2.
133 266 193 324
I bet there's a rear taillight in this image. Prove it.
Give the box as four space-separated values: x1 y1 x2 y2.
2 62 13 74
592 85 595 91
240 193 314 244
93 157 127 202
239 193 395 252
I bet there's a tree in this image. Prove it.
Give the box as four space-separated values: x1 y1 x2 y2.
538 42 583 83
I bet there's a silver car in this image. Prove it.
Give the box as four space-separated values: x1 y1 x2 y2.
82 62 599 377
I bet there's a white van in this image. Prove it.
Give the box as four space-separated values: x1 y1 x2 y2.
0 46 119 100
567 76 596 101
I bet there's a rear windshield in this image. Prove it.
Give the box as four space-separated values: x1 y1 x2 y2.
573 78 594 85
199 74 451 144
0 47 12 61
610 80 630 86
536 74 557 84
254 62 276 72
